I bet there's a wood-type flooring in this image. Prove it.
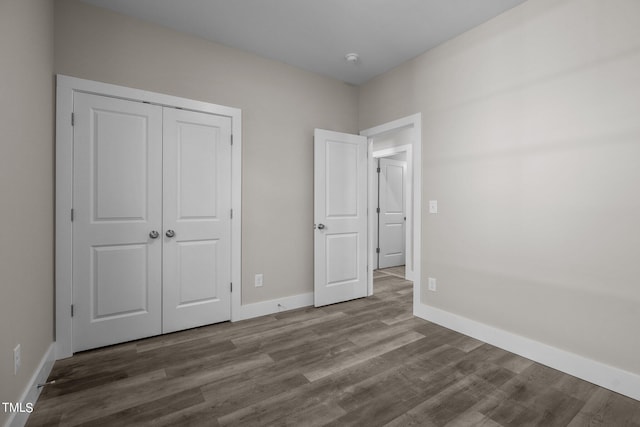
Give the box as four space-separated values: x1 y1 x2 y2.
29 269 640 426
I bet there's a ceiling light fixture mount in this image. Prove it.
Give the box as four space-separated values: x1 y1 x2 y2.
345 53 360 64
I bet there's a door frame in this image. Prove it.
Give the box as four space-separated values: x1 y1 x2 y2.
55 75 242 359
360 114 421 308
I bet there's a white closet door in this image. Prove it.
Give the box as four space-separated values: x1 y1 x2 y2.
162 108 232 333
378 158 406 268
314 129 368 307
73 93 163 352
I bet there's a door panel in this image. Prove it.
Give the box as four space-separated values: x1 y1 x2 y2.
162 108 232 333
326 233 359 284
176 241 219 304
326 141 359 217
92 244 149 319
178 123 219 218
93 111 148 221
314 129 367 307
73 92 163 352
378 158 406 268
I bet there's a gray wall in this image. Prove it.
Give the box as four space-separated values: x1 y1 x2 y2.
0 1 54 423
360 0 640 375
54 0 359 305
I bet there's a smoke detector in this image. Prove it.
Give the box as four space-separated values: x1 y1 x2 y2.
345 53 360 63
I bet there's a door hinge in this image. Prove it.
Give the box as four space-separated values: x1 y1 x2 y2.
230 282 233 292
376 207 380 214
71 112 75 126
71 304 74 317
377 167 381 173
230 134 233 146
230 209 233 219
376 248 380 254
71 208 74 221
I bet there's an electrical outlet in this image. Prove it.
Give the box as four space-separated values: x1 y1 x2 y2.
429 200 438 214
14 344 21 375
428 277 437 292
255 273 263 287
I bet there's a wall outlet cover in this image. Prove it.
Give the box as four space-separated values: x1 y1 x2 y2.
428 277 437 292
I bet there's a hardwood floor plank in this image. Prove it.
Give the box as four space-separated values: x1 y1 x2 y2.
21 408 62 427
275 401 347 427
32 369 168 425
567 387 640 427
230 311 344 347
75 387 205 426
346 320 425 348
303 330 425 382
200 371 309 416
124 338 238 377
445 410 504 427
553 374 598 402
266 336 357 364
385 373 500 426
151 402 222 427
217 356 395 426
164 352 274 379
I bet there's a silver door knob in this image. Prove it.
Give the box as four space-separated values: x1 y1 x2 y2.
149 230 159 239
165 229 176 238
317 224 325 230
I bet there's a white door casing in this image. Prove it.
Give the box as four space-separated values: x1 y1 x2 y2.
314 129 368 307
162 108 232 333
72 92 163 352
378 158 406 269
362 114 421 298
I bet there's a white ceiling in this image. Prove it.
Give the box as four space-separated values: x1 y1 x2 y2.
80 0 528 85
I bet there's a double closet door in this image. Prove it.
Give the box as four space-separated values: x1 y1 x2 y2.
72 92 232 352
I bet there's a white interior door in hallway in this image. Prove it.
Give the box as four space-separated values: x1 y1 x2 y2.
314 129 368 307
72 92 231 352
377 157 406 269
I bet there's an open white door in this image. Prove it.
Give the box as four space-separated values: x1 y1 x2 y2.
378 158 406 269
314 129 368 307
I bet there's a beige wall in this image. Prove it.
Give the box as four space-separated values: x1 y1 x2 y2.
54 0 359 305
0 0 55 423
360 0 640 375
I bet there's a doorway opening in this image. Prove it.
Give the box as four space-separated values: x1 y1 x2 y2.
361 114 421 311
374 148 409 271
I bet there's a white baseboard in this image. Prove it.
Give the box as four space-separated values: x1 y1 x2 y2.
414 303 640 402
6 342 55 427
232 292 313 322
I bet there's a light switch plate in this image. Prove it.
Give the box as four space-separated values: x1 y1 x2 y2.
429 200 438 214
255 273 263 287
428 277 437 292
